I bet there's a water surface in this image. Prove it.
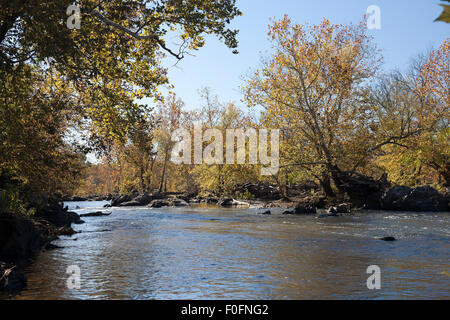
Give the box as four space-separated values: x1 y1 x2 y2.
11 201 450 299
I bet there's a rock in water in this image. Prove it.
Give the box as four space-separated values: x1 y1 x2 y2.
379 236 396 241
80 211 112 217
148 199 169 208
259 210 271 215
294 204 317 215
326 203 351 215
382 186 448 212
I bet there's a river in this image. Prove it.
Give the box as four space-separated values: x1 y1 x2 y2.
11 201 450 299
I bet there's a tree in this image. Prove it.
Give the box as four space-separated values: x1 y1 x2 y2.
244 16 383 198
155 93 184 193
0 0 243 208
373 40 449 187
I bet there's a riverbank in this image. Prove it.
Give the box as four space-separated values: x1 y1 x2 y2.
104 184 449 213
0 204 82 294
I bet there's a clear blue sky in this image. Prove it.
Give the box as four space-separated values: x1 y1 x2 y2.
148 0 449 110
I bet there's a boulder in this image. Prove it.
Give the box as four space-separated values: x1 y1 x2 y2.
111 194 133 207
218 198 250 207
118 200 144 207
169 198 189 207
35 205 81 228
234 183 281 200
327 203 351 214
0 212 45 264
282 210 294 215
258 210 272 215
116 193 165 207
218 198 234 206
200 197 219 204
381 186 448 212
148 199 169 208
293 204 317 215
381 186 412 210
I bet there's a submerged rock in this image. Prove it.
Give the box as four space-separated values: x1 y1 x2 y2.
258 210 272 215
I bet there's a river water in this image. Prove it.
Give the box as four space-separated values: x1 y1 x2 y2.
10 201 450 299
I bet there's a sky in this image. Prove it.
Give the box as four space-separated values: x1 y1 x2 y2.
143 0 449 110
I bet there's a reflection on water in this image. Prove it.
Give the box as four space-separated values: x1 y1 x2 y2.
9 201 450 299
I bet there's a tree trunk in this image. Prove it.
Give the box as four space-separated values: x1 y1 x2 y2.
319 172 335 198
139 163 146 193
159 151 169 193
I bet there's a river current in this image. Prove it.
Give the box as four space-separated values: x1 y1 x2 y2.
11 201 450 299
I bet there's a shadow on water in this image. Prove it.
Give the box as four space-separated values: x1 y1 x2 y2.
10 201 450 299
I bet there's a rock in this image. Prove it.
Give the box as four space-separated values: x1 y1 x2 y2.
331 167 390 209
293 204 317 215
200 197 219 204
116 192 166 207
132 193 155 206
381 186 448 212
0 212 46 264
234 182 281 200
259 210 271 215
379 236 396 242
282 210 294 215
103 204 112 208
111 194 133 206
170 198 189 207
80 211 112 217
56 226 77 236
381 186 412 210
118 200 144 207
34 204 82 228
327 203 351 214
218 198 250 207
218 198 233 206
148 199 169 208
178 191 199 202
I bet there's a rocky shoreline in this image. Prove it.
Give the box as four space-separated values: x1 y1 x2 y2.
102 184 449 213
0 203 82 294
